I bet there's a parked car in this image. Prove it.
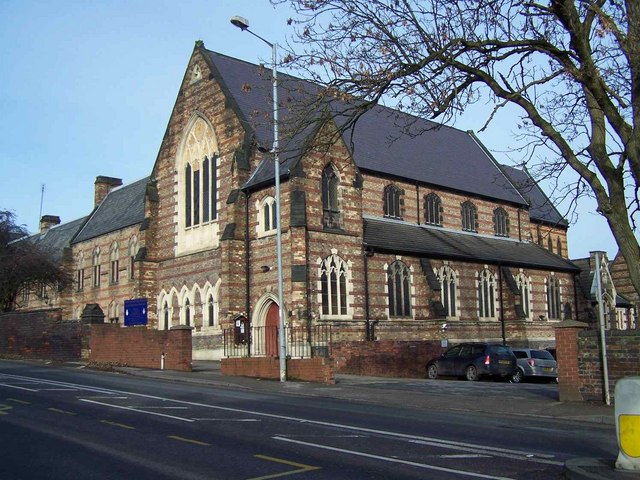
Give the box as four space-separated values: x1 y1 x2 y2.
426 343 517 381
511 348 558 383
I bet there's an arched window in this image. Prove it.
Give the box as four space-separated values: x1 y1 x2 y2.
92 247 101 287
424 193 442 226
547 276 562 320
184 298 191 326
477 269 497 319
320 254 349 317
387 260 412 317
322 164 340 228
547 236 553 253
128 236 138 280
493 208 509 237
461 201 478 232
257 196 277 235
383 185 402 219
76 252 85 292
207 294 215 327
515 273 532 319
183 150 218 228
556 238 563 257
436 265 458 318
109 242 119 284
163 302 170 330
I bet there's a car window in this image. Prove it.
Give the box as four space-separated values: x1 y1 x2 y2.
444 346 462 358
513 351 528 359
489 346 512 356
531 350 555 360
471 345 485 356
459 345 472 357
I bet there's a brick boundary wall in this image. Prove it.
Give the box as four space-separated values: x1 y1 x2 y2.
220 357 335 384
0 310 90 362
331 340 446 378
555 321 640 403
89 324 192 372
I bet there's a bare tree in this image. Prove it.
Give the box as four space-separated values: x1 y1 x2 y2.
0 210 70 313
273 0 640 297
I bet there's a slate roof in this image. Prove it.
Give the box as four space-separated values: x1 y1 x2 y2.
72 177 149 244
363 216 578 272
204 49 527 206
572 257 631 307
500 164 568 227
27 216 88 263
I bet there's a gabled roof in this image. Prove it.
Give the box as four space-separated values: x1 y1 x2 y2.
204 49 526 206
72 177 149 244
364 216 578 272
500 164 568 227
27 216 88 263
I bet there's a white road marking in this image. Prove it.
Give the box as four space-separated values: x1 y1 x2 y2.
2 372 560 466
79 398 194 422
274 437 514 480
0 383 37 392
192 418 260 422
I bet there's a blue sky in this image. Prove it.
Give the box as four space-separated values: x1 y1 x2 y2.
0 0 618 259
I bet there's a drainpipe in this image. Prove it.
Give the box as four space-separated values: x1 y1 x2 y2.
363 245 372 340
244 191 251 356
498 264 506 345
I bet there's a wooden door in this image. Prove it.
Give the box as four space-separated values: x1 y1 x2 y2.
265 303 279 357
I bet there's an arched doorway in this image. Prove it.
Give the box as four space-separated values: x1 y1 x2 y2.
265 302 279 357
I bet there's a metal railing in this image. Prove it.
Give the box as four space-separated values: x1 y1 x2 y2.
223 325 331 359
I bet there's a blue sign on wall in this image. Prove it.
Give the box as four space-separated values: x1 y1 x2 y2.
124 298 148 326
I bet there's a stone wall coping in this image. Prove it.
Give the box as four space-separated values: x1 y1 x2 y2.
170 325 194 331
554 320 590 329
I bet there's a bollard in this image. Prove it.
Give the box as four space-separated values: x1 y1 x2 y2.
615 377 640 470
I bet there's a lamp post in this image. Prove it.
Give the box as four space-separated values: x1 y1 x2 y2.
231 16 287 382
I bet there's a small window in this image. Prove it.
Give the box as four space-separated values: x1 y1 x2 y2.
92 247 101 287
493 208 509 237
383 185 402 219
556 238 563 257
322 164 340 228
547 236 553 253
461 201 477 232
547 276 561 320
258 196 277 235
109 242 119 284
424 193 442 226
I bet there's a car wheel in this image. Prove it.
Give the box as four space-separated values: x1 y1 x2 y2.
511 368 524 384
465 365 478 381
426 364 438 380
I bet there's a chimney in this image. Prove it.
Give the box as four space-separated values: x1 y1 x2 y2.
94 176 123 207
40 215 60 234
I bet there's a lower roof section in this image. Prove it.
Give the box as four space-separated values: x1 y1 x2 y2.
363 217 579 272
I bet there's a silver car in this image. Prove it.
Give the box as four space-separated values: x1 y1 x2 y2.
511 348 557 383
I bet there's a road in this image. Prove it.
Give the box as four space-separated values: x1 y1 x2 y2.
0 360 616 479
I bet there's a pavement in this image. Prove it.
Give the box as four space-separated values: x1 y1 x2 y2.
86 360 635 480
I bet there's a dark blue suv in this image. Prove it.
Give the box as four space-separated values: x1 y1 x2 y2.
426 343 517 381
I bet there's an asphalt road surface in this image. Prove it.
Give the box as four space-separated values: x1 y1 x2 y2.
0 360 616 479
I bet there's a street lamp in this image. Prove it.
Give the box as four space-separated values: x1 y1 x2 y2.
231 16 287 382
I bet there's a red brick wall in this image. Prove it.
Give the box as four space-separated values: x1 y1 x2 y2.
556 323 640 402
89 324 192 371
0 311 90 361
331 340 445 378
220 357 335 384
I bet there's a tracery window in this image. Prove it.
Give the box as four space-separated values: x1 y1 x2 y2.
493 208 509 237
387 260 412 317
477 268 497 319
383 185 402 219
515 273 532 319
257 196 277 235
128 236 138 280
185 155 217 228
436 265 458 318
547 276 562 320
109 242 119 284
320 254 349 317
76 252 85 291
92 247 101 287
424 193 442 226
461 201 478 232
322 164 340 228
